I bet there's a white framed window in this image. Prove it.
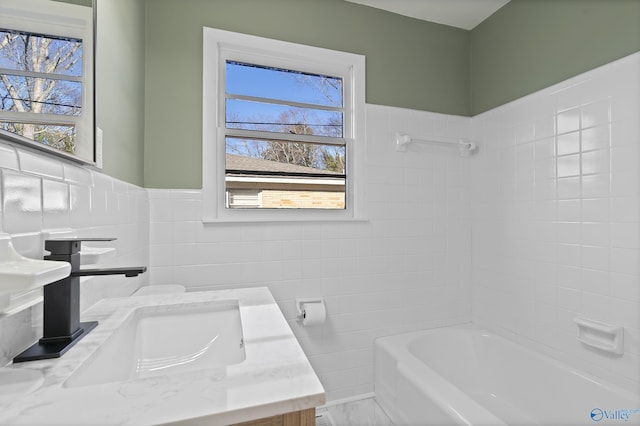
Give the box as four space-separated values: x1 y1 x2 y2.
0 0 93 163
202 27 366 222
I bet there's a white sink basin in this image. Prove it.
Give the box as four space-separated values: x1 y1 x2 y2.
65 300 244 388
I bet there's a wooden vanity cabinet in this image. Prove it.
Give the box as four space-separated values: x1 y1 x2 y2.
232 408 315 426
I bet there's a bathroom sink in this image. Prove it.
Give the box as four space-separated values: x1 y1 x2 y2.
65 300 245 388
0 369 44 402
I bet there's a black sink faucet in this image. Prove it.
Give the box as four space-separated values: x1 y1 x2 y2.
13 238 146 363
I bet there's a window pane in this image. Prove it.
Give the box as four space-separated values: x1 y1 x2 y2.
226 61 342 108
225 137 346 210
0 30 83 77
226 99 342 137
0 75 82 115
0 29 84 154
0 122 76 153
226 137 345 173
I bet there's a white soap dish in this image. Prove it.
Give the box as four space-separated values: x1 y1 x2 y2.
0 234 70 311
78 246 116 265
42 230 116 265
574 317 624 355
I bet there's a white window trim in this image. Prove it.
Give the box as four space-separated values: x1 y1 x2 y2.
0 0 94 162
202 27 367 223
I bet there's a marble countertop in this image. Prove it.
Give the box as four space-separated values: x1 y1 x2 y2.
0 287 325 425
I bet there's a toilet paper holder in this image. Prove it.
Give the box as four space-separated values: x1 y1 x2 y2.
296 298 325 321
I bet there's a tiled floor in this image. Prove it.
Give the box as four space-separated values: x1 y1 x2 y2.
317 398 393 426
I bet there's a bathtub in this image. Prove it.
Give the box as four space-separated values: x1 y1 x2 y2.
375 325 640 426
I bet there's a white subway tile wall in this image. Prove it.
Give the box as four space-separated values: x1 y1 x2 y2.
148 104 474 401
0 146 149 366
471 52 640 392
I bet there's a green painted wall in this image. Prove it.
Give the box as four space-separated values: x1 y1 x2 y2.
470 0 640 115
96 0 146 185
89 0 639 187
143 0 470 189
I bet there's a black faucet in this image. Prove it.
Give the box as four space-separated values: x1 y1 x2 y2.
13 238 146 363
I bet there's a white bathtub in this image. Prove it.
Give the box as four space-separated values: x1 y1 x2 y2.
375 325 640 426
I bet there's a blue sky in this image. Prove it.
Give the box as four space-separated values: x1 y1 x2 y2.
224 60 346 171
225 61 342 135
226 61 341 107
